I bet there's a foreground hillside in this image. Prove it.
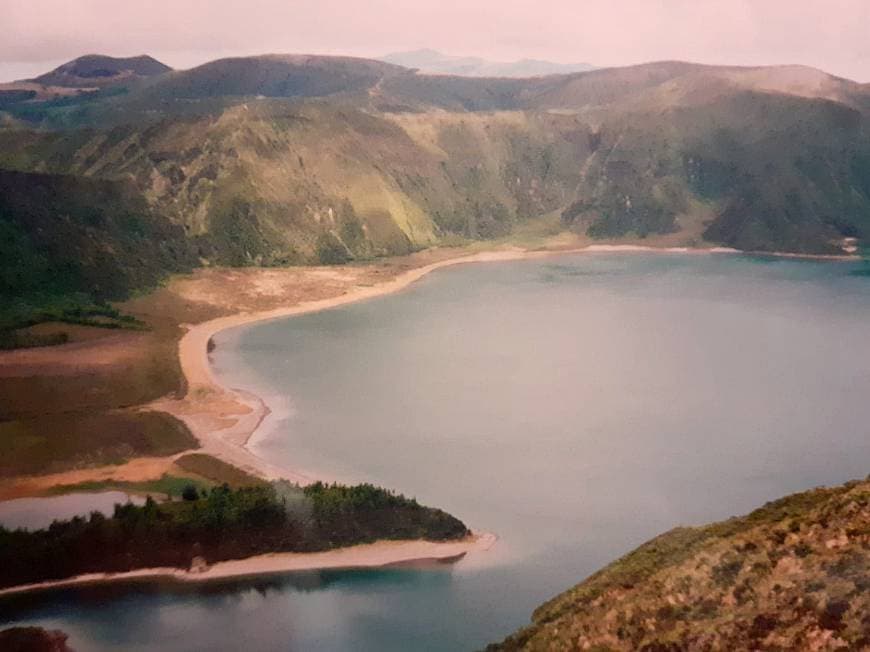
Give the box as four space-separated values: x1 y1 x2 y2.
490 478 869 651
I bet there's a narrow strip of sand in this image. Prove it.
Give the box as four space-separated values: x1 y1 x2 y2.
0 532 498 598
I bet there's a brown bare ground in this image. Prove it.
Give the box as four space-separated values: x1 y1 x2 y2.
0 456 178 500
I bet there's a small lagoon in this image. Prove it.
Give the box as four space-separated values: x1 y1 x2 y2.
0 492 144 531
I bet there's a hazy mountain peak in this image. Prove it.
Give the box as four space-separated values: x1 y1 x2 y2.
381 48 595 77
30 54 171 87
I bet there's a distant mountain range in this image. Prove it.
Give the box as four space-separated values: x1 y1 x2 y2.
380 49 595 77
2 52 870 326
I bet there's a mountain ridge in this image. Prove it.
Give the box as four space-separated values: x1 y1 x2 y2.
2 53 869 327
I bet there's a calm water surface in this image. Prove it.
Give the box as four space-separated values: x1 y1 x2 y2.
4 253 870 650
0 492 143 531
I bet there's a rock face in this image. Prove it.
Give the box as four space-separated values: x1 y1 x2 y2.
0 626 73 652
489 478 870 651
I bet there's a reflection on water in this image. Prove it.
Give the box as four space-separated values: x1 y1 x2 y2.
4 253 870 651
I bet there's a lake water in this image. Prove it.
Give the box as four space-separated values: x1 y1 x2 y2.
3 253 870 651
0 492 144 531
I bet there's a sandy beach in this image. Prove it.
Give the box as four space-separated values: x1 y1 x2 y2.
0 532 498 598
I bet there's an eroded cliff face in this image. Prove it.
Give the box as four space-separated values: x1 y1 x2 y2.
489 478 870 651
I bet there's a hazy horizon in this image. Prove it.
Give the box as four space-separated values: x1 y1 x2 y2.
3 0 870 83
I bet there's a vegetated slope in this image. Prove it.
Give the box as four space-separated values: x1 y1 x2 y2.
489 478 870 651
0 104 580 267
0 169 194 328
1 55 870 300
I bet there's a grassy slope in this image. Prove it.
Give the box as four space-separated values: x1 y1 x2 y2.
489 478 870 651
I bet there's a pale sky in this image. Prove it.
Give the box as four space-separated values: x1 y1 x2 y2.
3 0 870 82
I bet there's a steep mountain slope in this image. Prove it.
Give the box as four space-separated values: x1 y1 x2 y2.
0 105 577 265
490 478 870 651
0 169 193 328
1 55 869 325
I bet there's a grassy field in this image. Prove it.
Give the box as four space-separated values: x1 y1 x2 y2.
46 474 211 500
0 330 184 421
38 454 265 500
0 410 197 477
174 453 266 487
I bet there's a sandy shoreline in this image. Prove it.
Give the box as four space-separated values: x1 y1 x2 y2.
0 532 498 599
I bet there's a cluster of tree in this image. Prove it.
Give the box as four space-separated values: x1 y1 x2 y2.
303 482 469 547
0 482 469 589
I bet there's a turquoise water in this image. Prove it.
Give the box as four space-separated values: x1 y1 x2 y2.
3 253 870 651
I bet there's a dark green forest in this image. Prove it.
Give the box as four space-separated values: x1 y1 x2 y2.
0 482 469 589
